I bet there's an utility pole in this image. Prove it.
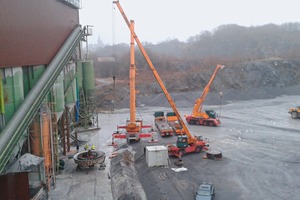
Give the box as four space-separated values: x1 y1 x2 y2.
112 76 116 111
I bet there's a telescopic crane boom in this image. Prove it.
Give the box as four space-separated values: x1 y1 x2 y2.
111 20 153 144
185 65 224 126
113 1 208 157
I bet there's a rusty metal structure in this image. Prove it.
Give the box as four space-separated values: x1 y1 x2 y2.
0 0 98 197
0 0 80 68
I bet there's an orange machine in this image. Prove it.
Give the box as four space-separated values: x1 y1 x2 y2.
112 20 153 143
113 1 208 157
184 65 224 126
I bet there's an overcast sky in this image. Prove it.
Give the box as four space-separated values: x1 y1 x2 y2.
79 0 299 45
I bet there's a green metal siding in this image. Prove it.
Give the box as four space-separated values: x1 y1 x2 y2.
2 68 24 123
23 65 46 97
13 68 24 109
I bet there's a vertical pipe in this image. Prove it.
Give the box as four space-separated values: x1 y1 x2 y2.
75 78 79 122
42 111 51 190
61 110 66 156
0 71 5 130
66 106 70 152
11 68 15 111
29 118 42 156
49 109 56 188
42 113 51 168
0 71 5 114
112 76 115 111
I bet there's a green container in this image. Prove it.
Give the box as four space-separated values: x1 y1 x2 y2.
82 61 95 91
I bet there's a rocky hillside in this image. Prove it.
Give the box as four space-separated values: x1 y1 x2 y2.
95 58 300 110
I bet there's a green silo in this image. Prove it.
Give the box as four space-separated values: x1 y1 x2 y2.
76 61 83 89
82 61 95 91
65 63 77 105
2 67 24 123
53 71 64 113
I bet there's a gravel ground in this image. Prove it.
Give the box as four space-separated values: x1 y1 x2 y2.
111 91 300 200
49 85 300 200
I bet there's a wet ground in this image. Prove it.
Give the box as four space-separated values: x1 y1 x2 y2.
48 94 300 200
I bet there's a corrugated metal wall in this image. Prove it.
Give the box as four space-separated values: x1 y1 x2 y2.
0 172 30 200
0 0 80 67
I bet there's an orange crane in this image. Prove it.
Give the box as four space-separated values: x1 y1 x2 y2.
184 65 224 126
112 20 153 143
113 0 208 157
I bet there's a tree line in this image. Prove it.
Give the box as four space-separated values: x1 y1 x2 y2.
90 22 300 79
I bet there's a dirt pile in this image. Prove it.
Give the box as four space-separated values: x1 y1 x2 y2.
111 138 236 200
96 58 300 110
111 142 198 200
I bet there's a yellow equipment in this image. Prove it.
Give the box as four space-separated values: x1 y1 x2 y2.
288 106 300 118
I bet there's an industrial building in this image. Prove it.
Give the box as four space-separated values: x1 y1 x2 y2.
0 0 97 199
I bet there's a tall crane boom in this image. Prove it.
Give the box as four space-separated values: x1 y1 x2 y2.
193 64 224 115
129 20 136 124
111 19 153 144
113 0 197 144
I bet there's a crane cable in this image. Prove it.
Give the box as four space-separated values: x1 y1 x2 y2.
112 3 116 58
219 70 224 119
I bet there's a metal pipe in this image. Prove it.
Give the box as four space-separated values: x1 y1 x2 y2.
0 26 83 173
49 108 56 188
0 71 5 114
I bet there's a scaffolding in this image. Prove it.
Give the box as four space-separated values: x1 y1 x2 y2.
77 88 98 128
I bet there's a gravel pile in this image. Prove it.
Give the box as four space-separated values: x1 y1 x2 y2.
110 145 147 200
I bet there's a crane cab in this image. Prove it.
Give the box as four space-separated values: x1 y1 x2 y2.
176 135 188 148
